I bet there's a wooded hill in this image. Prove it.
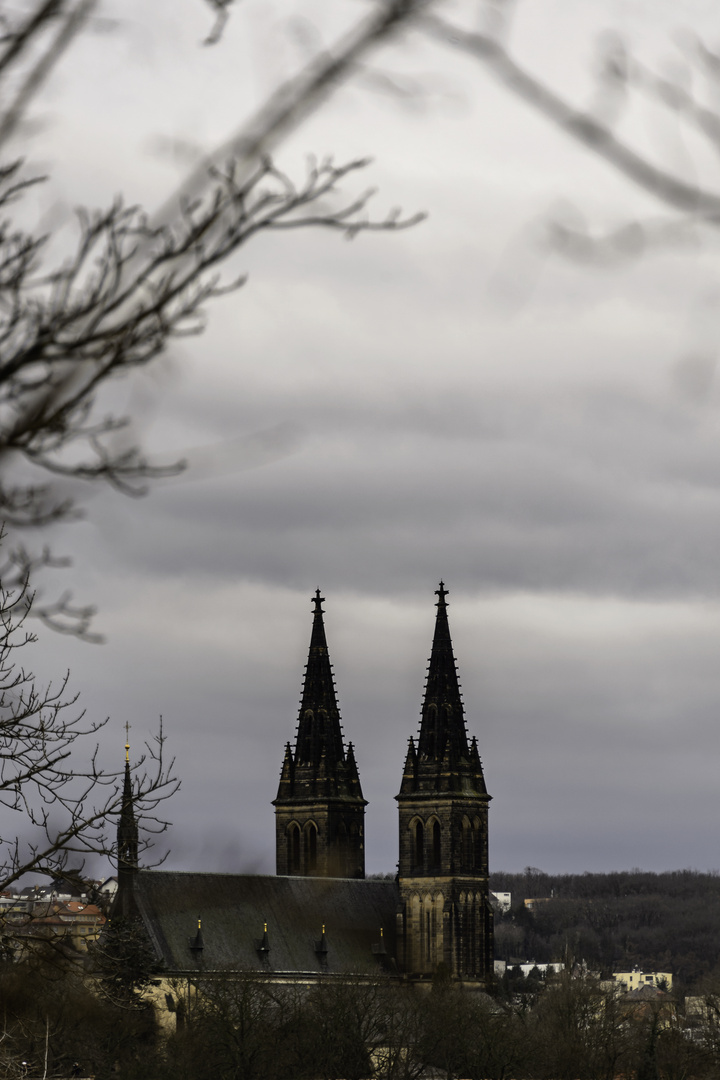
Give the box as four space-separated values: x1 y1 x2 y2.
489 869 720 990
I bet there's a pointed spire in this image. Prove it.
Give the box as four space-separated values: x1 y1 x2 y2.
470 736 488 795
346 741 359 780
417 582 469 763
400 737 418 794
274 591 366 879
277 742 294 799
118 728 138 876
398 584 487 799
294 590 346 769
345 741 361 797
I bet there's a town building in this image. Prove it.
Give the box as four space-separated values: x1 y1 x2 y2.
490 891 511 913
113 584 493 989
613 969 673 993
2 899 105 957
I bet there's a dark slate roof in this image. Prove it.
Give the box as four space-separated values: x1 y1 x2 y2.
128 871 398 977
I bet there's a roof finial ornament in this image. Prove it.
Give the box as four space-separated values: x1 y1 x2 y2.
372 926 387 957
435 581 449 607
312 588 325 613
315 923 328 956
256 920 270 956
190 916 204 952
124 721 131 763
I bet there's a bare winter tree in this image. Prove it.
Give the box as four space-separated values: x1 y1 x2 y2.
0 0 426 640
0 566 176 891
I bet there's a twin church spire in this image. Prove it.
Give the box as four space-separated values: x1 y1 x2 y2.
273 590 366 877
401 581 487 797
284 589 361 795
118 583 493 982
271 581 493 981
273 583 489 875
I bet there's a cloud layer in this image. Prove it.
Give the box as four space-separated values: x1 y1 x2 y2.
10 0 720 880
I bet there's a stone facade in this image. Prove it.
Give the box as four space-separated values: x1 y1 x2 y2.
274 798 365 878
117 583 493 986
395 583 493 982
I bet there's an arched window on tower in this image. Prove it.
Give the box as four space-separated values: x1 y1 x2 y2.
304 822 318 873
432 820 442 872
337 821 348 876
462 816 473 871
288 823 301 874
473 817 484 872
412 820 424 872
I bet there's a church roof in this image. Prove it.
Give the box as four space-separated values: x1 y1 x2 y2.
126 871 398 977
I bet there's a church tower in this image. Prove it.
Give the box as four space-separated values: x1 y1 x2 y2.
116 733 139 916
273 590 366 878
396 583 493 983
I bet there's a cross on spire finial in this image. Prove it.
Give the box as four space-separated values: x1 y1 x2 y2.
435 581 449 606
312 589 325 613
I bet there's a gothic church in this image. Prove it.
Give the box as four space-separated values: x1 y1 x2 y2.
115 584 493 985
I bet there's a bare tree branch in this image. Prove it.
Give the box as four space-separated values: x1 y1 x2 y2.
420 10 720 219
0 565 177 891
0 0 426 637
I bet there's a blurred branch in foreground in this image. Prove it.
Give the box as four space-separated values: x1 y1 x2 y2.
0 0 426 638
420 5 720 232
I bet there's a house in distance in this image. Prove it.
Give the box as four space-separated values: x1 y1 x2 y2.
113 584 493 987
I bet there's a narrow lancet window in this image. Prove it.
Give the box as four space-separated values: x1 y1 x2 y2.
413 820 424 872
432 820 441 872
288 824 301 873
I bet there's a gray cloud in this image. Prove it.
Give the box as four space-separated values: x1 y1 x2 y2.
7 0 720 882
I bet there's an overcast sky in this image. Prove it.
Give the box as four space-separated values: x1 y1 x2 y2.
12 0 720 879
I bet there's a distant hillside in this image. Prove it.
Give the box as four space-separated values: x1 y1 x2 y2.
489 869 720 989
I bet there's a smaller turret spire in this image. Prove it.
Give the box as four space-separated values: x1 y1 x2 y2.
399 737 418 794
118 729 138 877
